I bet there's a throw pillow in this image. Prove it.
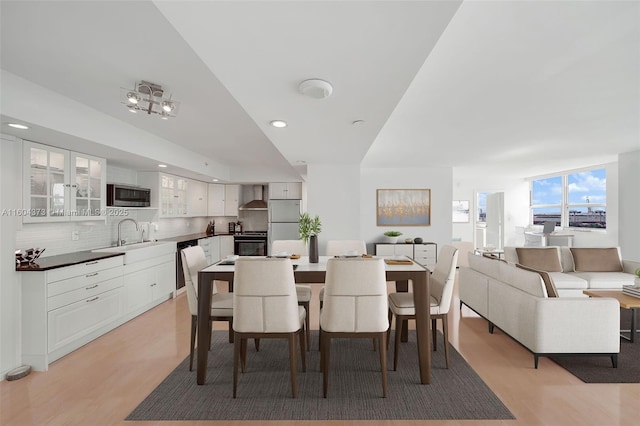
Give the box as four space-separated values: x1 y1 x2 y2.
570 248 623 272
515 247 562 272
515 263 559 298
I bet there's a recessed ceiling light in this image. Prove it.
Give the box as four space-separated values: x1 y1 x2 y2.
352 120 365 126
158 164 168 168
212 178 219 182
7 123 29 130
270 120 287 128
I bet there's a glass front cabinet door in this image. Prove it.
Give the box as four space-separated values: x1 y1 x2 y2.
23 141 106 222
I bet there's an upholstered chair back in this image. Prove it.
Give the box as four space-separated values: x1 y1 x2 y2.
430 245 459 315
320 258 388 333
325 240 367 256
181 246 218 316
233 258 300 333
272 239 308 256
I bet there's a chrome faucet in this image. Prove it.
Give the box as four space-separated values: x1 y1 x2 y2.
117 218 139 246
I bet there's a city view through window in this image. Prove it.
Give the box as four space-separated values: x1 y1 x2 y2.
531 168 606 229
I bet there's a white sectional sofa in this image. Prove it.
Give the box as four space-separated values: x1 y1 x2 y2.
504 246 639 297
459 253 621 368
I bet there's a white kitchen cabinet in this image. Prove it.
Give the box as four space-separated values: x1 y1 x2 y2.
138 172 189 217
22 140 106 223
198 237 213 264
224 184 239 216
122 252 176 319
210 236 221 263
207 184 225 216
269 182 302 199
220 235 234 258
187 179 208 217
21 256 124 370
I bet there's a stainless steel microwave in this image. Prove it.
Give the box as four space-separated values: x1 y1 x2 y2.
106 184 151 207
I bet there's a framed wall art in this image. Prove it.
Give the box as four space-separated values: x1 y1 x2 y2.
452 200 470 223
376 189 431 226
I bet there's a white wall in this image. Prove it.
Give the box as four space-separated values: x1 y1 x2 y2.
0 136 22 377
618 150 640 259
306 164 361 255
360 167 453 254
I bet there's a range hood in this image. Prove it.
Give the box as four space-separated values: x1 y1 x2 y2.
239 185 268 210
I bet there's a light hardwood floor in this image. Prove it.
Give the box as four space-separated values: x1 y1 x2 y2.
2 274 639 426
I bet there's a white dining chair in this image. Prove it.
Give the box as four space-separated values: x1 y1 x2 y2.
387 245 458 370
181 246 234 371
232 257 306 398
320 257 389 397
271 240 312 350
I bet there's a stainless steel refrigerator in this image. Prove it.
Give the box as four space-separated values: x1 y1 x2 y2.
268 199 301 254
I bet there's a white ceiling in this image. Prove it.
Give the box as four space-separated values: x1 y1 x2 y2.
1 0 638 182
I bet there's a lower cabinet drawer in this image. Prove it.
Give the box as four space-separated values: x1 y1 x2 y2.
48 276 123 311
48 287 124 353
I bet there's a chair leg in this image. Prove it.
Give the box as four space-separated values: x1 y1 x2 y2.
189 315 197 371
378 332 388 398
442 314 450 369
322 333 331 398
304 302 311 351
394 316 403 371
372 337 377 351
318 300 324 351
240 338 247 373
299 328 307 372
233 336 241 398
387 309 393 349
254 338 260 352
288 334 298 398
432 318 437 352
228 318 234 343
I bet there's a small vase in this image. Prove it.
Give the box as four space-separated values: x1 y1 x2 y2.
309 235 319 263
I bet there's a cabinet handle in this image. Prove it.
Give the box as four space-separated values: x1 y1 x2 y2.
85 284 98 290
85 261 98 265
86 296 99 303
86 272 98 277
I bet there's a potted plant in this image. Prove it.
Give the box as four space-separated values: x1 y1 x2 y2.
383 230 402 244
299 213 322 263
635 268 640 286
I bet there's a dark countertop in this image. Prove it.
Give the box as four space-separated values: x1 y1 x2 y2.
161 232 234 244
16 251 124 272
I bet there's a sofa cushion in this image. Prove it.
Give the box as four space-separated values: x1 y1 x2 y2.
468 253 502 281
516 264 559 297
559 247 575 272
570 271 636 289
570 248 622 272
498 262 546 298
515 247 563 272
548 272 588 290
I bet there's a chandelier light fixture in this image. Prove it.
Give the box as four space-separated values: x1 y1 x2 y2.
121 80 179 119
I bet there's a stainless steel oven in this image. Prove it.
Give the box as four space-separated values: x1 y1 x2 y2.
234 232 268 256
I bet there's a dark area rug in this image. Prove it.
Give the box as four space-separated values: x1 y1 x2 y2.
551 308 640 383
127 331 514 421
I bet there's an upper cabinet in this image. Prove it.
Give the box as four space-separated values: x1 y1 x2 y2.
138 172 188 217
187 179 208 217
207 184 225 216
269 182 302 199
23 141 106 223
224 184 239 216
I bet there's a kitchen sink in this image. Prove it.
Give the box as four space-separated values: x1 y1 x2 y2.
92 241 176 264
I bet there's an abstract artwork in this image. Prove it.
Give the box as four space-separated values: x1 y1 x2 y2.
377 189 431 226
452 200 470 223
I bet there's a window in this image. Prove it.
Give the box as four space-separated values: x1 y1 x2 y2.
530 168 606 229
477 192 487 223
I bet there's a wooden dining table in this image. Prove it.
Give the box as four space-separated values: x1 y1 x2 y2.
196 255 431 385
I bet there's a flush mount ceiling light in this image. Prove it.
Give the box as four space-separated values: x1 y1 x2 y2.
270 120 287 128
298 79 333 99
158 164 168 168
7 123 29 130
121 81 180 119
